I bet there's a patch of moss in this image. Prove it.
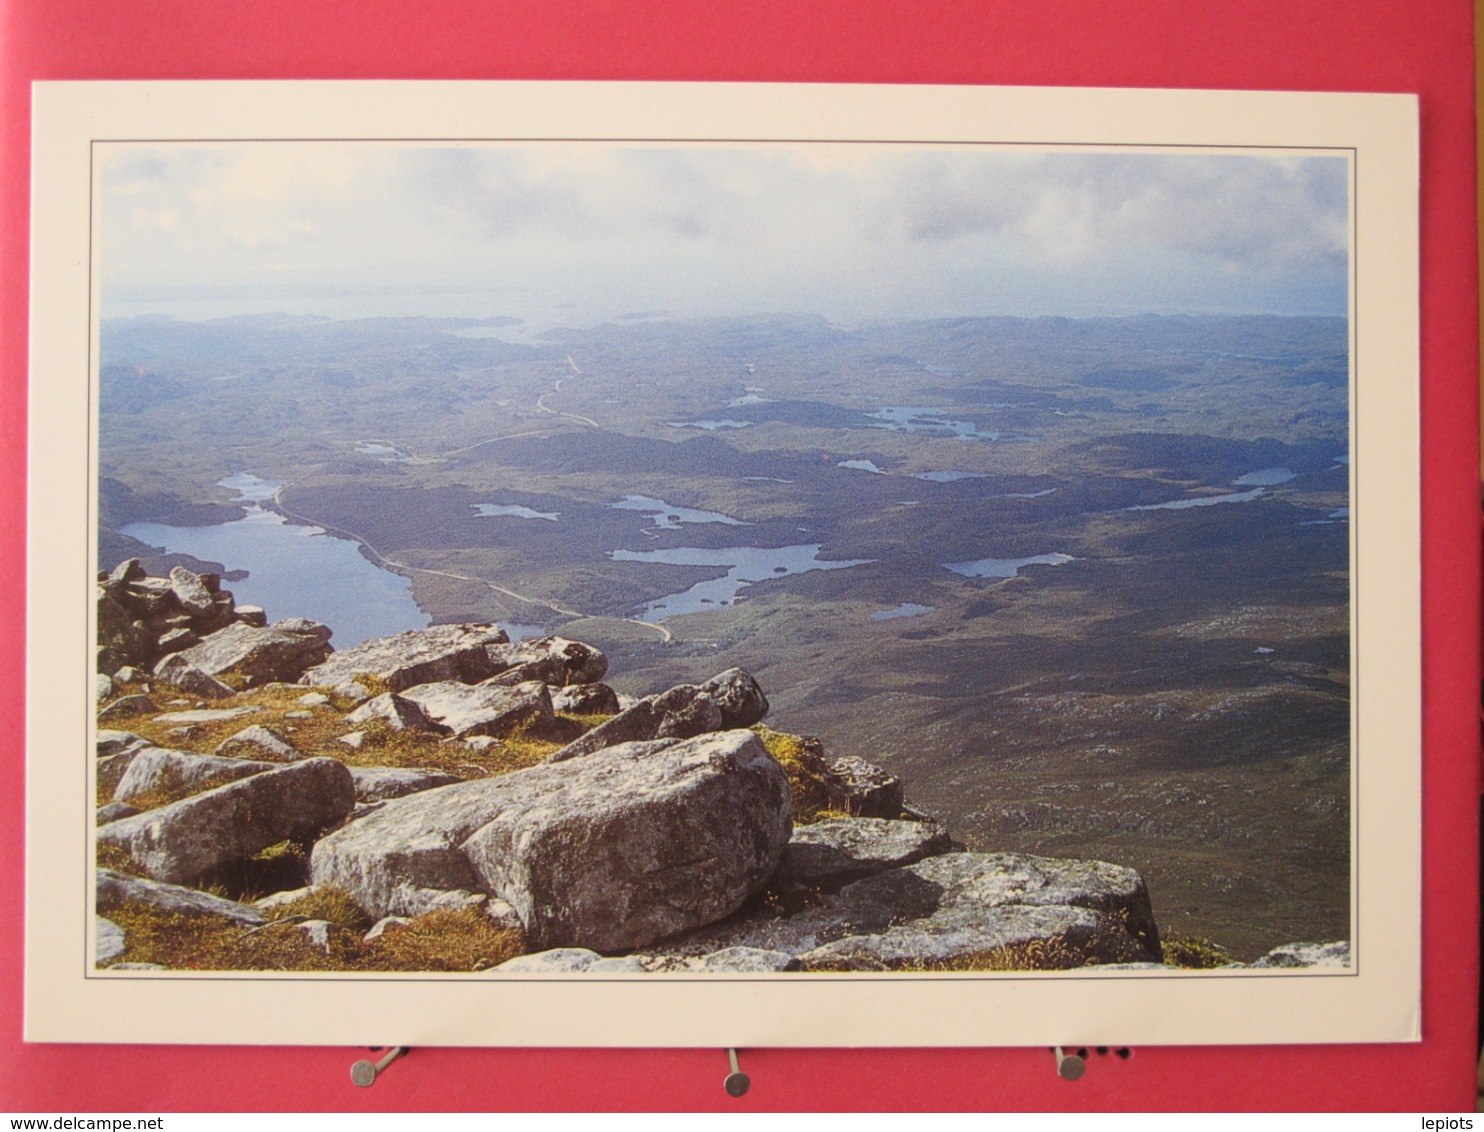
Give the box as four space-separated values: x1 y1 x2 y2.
752 725 838 824
1160 932 1239 969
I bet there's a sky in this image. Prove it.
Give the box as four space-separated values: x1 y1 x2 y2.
98 142 1350 325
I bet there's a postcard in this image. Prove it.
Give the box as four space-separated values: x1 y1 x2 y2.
26 80 1419 1047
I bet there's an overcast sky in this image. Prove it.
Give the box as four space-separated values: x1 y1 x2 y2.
98 143 1349 324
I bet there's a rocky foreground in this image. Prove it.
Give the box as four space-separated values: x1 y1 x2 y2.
93 561 1349 973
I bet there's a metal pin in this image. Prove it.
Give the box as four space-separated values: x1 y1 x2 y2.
1054 1046 1086 1081
724 1048 751 1097
350 1046 407 1087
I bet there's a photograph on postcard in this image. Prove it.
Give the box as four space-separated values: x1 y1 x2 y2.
89 139 1355 978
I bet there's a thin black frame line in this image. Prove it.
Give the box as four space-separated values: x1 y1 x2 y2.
91 137 1357 154
81 137 1362 985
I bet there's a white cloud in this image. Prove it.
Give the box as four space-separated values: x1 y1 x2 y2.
98 142 1349 320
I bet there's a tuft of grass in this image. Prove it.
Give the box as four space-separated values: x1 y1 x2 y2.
752 726 839 824
260 885 373 933
98 898 526 973
1160 932 1239 969
358 908 526 972
837 934 1096 973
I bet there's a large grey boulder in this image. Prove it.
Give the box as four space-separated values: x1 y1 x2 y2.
547 668 768 763
96 758 356 884
311 730 792 951
776 817 954 889
95 868 266 926
1250 940 1351 969
298 623 509 692
348 766 463 802
112 748 275 805
170 618 334 688
481 637 608 688
652 852 1161 970
398 680 556 739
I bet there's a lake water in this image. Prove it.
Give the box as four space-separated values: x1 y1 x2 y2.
1233 467 1296 486
473 503 561 521
356 441 413 461
870 603 935 621
610 544 872 620
910 470 988 483
668 419 752 431
839 459 888 475
945 554 1075 578
868 405 998 441
1126 488 1266 512
121 505 431 648
611 495 748 530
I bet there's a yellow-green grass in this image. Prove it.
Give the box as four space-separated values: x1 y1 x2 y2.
752 725 864 825
101 895 526 973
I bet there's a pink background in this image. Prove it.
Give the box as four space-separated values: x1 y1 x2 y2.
0 0 1477 1111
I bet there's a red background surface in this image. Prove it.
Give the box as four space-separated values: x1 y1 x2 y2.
0 0 1477 1112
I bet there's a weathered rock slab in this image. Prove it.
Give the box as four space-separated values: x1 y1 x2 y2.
97 758 356 884
214 724 300 762
654 852 1161 970
95 868 266 926
398 680 555 739
547 668 768 763
299 624 509 692
111 748 275 805
644 946 802 973
97 801 141 825
152 654 237 700
173 618 333 688
825 754 905 819
96 918 128 965
776 817 954 889
151 706 259 726
1250 940 1351 969
348 765 463 802
98 694 158 722
550 683 621 716
481 637 608 688
345 692 445 734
